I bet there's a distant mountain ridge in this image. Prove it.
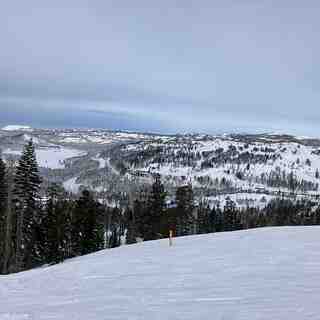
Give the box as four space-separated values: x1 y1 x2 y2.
2 125 33 131
1 127 320 208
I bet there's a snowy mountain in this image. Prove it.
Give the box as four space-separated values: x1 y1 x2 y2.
1 127 320 207
1 226 319 319
112 133 320 206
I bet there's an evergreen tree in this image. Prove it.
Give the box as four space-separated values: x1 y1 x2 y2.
0 157 7 271
124 207 136 244
109 228 120 248
197 200 211 234
144 174 166 240
30 201 46 267
1 160 15 274
42 184 72 264
288 171 297 194
0 156 6 215
13 140 42 271
223 197 237 231
133 187 151 240
212 204 224 232
175 184 195 236
109 206 125 248
71 190 104 256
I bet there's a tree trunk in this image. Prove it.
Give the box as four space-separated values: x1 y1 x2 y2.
2 165 14 274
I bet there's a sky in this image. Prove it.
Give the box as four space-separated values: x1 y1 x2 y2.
1 1 320 136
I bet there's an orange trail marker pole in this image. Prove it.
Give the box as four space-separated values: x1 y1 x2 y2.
169 230 173 246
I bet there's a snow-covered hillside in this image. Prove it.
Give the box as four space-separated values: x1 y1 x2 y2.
3 148 87 169
118 134 320 202
1 125 33 131
1 227 319 319
1 128 320 205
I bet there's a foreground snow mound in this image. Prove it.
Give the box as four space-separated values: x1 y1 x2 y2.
1 227 320 320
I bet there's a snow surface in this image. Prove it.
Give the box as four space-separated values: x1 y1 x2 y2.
1 227 320 319
56 131 168 145
91 156 106 169
106 157 120 175
3 148 86 169
63 177 82 194
1 125 32 131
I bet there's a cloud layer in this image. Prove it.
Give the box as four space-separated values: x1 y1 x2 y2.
1 1 320 135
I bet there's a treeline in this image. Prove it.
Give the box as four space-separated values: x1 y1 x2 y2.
127 184 320 240
1 141 320 275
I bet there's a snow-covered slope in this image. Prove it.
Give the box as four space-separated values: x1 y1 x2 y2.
1 125 33 131
1 128 320 203
1 227 319 319
3 148 87 169
119 134 320 200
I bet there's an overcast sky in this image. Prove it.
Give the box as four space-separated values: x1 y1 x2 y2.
1 1 320 135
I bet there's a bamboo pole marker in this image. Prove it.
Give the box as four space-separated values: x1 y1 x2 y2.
169 230 173 246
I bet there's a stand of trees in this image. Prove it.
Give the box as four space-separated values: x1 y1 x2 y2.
0 141 106 274
1 141 320 275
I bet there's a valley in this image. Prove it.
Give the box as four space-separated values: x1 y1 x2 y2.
1 126 320 208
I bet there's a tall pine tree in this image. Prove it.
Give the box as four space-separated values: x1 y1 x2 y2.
1 160 15 274
197 200 211 234
71 190 104 256
124 207 137 244
145 174 166 240
0 157 7 271
42 184 72 264
134 187 151 240
13 140 42 271
175 184 195 236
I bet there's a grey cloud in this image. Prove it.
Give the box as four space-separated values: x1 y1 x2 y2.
1 1 320 136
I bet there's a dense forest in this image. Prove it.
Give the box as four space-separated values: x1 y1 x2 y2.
1 140 320 274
